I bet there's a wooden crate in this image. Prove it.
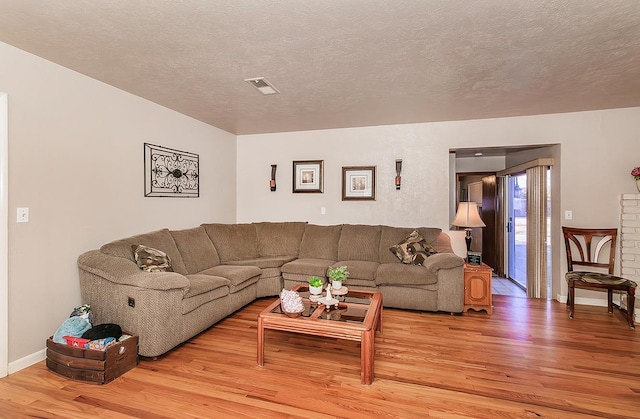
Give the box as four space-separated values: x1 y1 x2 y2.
46 333 138 384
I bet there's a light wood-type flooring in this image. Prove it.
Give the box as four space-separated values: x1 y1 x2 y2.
1 295 639 418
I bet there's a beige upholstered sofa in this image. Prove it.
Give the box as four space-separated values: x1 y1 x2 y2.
78 222 465 357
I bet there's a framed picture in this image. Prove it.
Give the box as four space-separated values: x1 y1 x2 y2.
144 143 199 197
292 160 324 193
342 166 376 201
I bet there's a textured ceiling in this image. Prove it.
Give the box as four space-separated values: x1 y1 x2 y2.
1 1 640 135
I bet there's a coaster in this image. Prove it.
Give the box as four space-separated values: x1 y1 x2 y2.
331 286 348 296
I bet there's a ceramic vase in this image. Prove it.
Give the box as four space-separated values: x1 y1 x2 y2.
636 178 640 192
309 284 323 295
331 280 343 290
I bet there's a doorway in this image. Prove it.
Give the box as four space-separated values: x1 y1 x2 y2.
452 147 556 300
455 172 499 271
507 173 527 289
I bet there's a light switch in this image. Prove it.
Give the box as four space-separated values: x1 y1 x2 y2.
320 207 326 215
17 207 29 223
564 210 572 220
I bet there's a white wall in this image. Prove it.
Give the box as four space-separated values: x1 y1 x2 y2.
237 108 640 304
0 41 237 367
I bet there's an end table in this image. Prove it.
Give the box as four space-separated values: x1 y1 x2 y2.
463 262 493 315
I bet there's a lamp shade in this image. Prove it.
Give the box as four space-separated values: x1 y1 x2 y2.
451 202 486 228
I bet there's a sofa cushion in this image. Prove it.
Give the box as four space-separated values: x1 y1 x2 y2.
379 226 420 264
389 230 438 265
184 274 229 298
132 244 174 272
224 256 296 269
331 260 379 282
258 267 281 279
199 265 261 293
338 224 381 262
170 226 220 274
254 222 307 257
417 227 450 253
202 223 258 262
182 274 230 314
298 224 342 259
375 263 439 286
282 258 336 278
100 229 188 275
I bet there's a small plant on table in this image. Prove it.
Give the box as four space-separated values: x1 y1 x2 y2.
327 265 349 290
308 276 324 295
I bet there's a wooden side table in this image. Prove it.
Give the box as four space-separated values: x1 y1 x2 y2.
463 262 493 314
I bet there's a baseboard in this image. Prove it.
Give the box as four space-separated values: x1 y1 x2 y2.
556 294 607 306
556 294 639 319
8 348 45 375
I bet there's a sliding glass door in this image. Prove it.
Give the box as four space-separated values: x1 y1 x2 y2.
507 173 527 289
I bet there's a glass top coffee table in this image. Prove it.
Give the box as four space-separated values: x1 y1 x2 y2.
257 284 383 385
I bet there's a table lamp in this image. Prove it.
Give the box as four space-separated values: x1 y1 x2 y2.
451 202 486 256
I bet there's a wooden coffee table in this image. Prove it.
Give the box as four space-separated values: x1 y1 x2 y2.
257 284 383 385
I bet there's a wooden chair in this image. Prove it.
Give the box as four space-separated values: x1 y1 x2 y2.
563 227 636 328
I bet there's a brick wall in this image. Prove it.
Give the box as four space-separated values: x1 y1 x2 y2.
620 193 640 318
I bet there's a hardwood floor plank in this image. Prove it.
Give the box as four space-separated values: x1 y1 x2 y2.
1 295 639 418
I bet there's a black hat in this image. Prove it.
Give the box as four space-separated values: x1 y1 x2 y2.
81 323 122 341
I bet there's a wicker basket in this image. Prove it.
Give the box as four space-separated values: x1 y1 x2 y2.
280 304 303 318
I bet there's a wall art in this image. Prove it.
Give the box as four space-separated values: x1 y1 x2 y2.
342 166 376 201
144 143 199 197
293 160 324 193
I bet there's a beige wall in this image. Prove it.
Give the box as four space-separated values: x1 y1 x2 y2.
237 124 454 227
456 155 506 173
1 42 237 365
237 108 640 303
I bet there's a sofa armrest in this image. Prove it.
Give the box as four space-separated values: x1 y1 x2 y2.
422 252 465 274
436 264 465 312
78 250 189 291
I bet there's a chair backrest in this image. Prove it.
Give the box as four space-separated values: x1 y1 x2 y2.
562 227 617 274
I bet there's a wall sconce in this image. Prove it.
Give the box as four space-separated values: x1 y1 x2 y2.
395 159 402 190
270 164 277 191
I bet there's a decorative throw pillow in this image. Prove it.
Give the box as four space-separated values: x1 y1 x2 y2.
389 230 438 265
132 244 174 272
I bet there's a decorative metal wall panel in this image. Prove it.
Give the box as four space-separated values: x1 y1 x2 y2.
144 143 199 197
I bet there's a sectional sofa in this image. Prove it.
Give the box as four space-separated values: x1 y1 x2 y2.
77 222 465 357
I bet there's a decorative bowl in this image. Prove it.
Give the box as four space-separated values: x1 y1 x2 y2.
280 304 303 318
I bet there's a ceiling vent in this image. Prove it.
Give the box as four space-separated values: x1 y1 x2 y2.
244 77 280 95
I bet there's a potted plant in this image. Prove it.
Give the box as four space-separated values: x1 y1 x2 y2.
327 265 349 290
308 276 324 295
